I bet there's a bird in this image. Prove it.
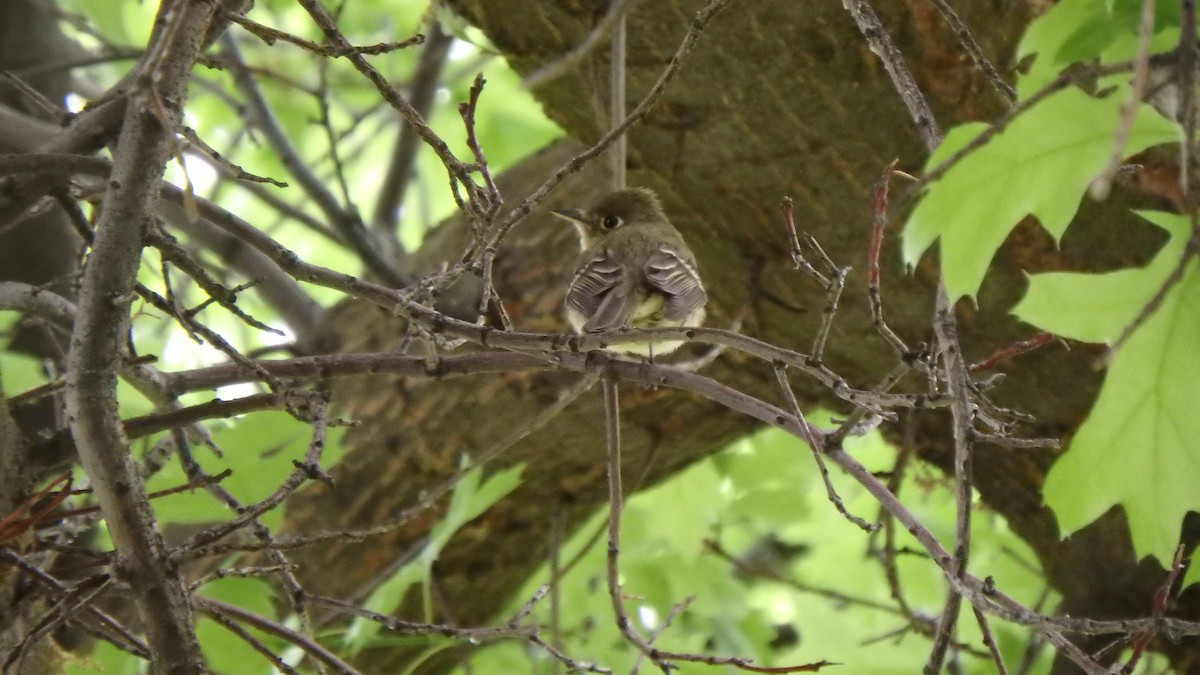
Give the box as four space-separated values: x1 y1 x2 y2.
551 187 707 355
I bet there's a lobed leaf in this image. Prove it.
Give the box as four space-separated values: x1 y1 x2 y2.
903 87 1177 301
1016 212 1200 566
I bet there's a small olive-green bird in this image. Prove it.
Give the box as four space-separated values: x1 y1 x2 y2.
552 188 707 355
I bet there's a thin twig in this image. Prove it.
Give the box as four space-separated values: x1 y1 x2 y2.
820 443 1102 674
197 606 304 675
869 412 919 623
1179 4 1198 200
867 161 911 356
195 597 359 674
308 593 611 673
972 434 1059 450
610 11 627 191
919 60 1139 188
840 0 940 149
3 575 117 672
780 197 830 286
459 73 501 218
0 70 69 122
295 0 480 208
826 362 905 446
372 21 453 233
601 376 653 661
631 597 695 674
145 227 284 336
0 553 148 658
134 283 282 391
926 0 1015 103
968 332 1053 373
179 373 600 567
1121 544 1187 672
924 284 976 675
487 0 733 251
523 0 645 89
773 365 876 532
1014 589 1051 675
809 263 848 364
53 469 233 520
548 508 565 674
706 539 901 615
776 208 847 364
972 606 1010 675
177 125 287 186
601 374 830 674
1108 230 1200 355
218 33 406 286
225 10 424 57
1090 0 1157 200
315 15 356 211
175 394 333 555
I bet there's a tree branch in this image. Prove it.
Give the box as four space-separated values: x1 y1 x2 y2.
63 1 220 671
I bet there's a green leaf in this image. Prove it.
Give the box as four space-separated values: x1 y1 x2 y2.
0 350 48 395
1017 0 1180 96
64 640 143 675
627 458 724 552
344 462 525 652
1015 212 1200 566
1184 554 1200 589
1017 0 1116 93
1013 211 1184 341
902 87 1177 301
143 411 347 529
437 461 526 546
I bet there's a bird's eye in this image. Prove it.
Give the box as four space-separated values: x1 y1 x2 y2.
601 215 621 229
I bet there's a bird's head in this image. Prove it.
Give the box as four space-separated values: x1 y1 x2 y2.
551 187 668 249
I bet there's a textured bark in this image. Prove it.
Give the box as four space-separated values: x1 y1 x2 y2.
273 1 1200 672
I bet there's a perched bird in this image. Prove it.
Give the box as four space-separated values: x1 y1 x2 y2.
552 187 707 355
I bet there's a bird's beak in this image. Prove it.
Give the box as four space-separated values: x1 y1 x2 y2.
552 208 594 249
551 208 587 227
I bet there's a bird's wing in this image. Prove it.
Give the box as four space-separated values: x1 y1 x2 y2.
567 250 634 332
645 246 707 322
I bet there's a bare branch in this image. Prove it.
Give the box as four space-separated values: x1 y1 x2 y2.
195 597 360 674
64 0 220 669
926 0 1015 103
